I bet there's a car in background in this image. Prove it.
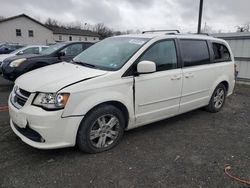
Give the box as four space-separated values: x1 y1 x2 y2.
1 42 94 81
0 43 24 54
0 45 48 73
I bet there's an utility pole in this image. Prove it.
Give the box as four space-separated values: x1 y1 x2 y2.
197 0 204 33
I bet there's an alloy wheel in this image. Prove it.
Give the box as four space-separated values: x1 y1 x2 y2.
89 114 120 148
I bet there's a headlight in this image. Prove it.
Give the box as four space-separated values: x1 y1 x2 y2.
9 58 26 67
33 92 70 110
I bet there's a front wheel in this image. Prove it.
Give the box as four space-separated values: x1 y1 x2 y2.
77 104 125 153
206 83 227 113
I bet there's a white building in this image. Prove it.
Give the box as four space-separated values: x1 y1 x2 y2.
0 14 100 45
49 26 99 43
213 32 250 81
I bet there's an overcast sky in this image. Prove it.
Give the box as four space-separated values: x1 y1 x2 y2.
1 0 250 33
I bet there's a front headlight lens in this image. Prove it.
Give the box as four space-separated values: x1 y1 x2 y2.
33 93 70 110
9 58 27 67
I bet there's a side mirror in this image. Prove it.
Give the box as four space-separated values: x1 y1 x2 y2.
137 60 156 74
17 51 24 55
58 51 65 57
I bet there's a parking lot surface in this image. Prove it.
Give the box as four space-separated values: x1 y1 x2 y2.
0 77 250 188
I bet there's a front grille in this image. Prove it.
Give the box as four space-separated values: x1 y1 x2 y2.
11 87 31 109
19 88 30 98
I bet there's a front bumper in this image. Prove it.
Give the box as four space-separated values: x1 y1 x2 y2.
2 66 20 81
9 93 83 149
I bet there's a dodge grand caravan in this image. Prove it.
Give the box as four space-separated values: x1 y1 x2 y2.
9 31 235 153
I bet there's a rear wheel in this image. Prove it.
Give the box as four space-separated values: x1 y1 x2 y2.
77 104 125 153
206 83 227 113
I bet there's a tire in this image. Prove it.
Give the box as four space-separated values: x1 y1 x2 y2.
77 104 125 153
206 83 227 113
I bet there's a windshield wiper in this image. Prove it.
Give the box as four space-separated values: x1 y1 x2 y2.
72 60 96 68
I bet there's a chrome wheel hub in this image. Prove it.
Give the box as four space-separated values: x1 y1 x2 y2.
213 88 225 109
90 114 120 148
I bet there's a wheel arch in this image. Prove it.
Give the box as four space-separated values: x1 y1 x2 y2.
210 76 230 97
84 101 130 129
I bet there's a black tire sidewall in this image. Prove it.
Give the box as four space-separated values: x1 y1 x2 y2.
209 84 227 112
77 104 125 153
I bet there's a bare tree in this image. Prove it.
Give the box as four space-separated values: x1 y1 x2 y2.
92 23 113 39
236 24 249 32
45 18 60 27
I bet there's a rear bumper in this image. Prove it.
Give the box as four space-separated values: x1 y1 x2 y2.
227 79 235 96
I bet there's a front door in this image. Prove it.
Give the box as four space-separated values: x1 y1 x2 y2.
134 40 183 126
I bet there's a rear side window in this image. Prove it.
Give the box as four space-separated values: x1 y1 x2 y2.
180 40 210 67
139 40 177 71
212 43 231 62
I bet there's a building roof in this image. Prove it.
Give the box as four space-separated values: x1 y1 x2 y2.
48 26 100 37
0 14 100 38
212 32 250 40
0 14 51 30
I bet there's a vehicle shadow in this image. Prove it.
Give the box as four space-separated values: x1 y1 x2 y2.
15 108 205 157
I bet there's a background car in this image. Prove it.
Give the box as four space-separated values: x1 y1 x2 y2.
1 41 94 81
0 45 48 73
0 43 24 54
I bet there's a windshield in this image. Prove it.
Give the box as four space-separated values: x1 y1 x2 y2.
10 46 27 54
40 43 65 55
73 37 149 70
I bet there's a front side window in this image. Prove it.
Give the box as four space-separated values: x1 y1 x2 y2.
212 43 231 62
22 47 39 54
61 43 83 56
28 30 34 37
16 29 21 37
69 36 72 41
180 40 210 67
74 37 149 70
59 35 62 41
139 40 177 71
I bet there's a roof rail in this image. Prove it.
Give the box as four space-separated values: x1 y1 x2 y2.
142 30 180 34
197 33 210 36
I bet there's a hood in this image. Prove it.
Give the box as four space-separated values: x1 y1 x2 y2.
0 54 13 62
4 54 44 63
15 62 108 92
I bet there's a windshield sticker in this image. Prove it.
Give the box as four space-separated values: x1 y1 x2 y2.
109 64 118 68
129 39 146 45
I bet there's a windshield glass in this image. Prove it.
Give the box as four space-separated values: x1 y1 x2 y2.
10 46 27 54
73 37 149 70
40 43 65 55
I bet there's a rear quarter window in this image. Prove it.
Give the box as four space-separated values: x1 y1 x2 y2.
212 42 231 62
180 39 210 67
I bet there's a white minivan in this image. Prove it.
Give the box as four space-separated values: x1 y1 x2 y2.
9 31 235 153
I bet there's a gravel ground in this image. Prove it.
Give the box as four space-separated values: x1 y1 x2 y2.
0 76 250 188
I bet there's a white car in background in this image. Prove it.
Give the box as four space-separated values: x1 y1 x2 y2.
9 31 235 153
0 45 48 69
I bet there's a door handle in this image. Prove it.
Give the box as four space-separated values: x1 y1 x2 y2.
171 75 181 80
184 73 194 78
